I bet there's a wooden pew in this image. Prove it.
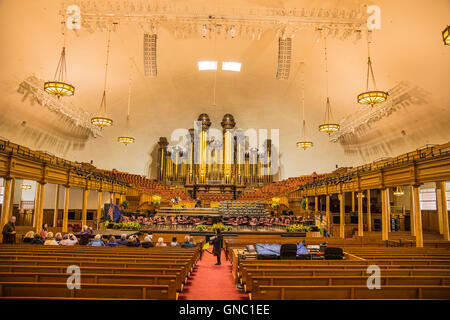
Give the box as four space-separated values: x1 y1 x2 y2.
0 264 185 289
0 282 177 300
0 272 180 291
248 275 450 292
251 285 450 300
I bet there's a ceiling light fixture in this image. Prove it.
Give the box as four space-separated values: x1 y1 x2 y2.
443 25 450 45
198 60 217 70
118 57 136 146
44 22 74 98
20 184 32 190
222 61 241 72
297 65 313 150
357 30 388 107
393 186 404 196
318 37 340 135
91 24 115 129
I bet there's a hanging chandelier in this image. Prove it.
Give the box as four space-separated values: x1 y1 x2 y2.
91 26 114 129
357 31 388 107
44 24 74 98
318 37 340 135
20 184 32 190
393 186 404 196
296 68 313 150
443 26 450 45
118 58 136 146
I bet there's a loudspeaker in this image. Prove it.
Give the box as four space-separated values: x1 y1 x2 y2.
276 37 292 80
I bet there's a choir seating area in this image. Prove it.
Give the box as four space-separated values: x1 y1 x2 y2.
0 244 201 300
239 176 324 201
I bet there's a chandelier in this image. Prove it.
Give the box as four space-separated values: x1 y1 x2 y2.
318 37 340 135
44 24 74 98
297 67 313 150
357 31 388 107
20 184 32 190
118 58 136 146
393 186 404 196
443 26 450 45
91 25 114 129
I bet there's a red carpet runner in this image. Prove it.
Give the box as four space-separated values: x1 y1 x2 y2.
179 246 248 300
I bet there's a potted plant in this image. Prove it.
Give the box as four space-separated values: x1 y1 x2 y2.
120 200 129 210
196 224 207 232
151 195 161 207
271 197 281 216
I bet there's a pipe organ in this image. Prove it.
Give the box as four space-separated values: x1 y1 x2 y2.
156 113 275 186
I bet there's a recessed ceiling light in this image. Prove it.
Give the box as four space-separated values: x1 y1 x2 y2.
198 61 217 70
222 61 241 72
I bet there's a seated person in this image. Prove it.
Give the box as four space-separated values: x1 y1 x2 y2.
88 234 105 246
79 225 94 245
170 236 179 247
141 235 154 248
117 234 128 245
106 236 118 247
39 223 48 239
23 231 35 243
61 233 78 246
43 232 59 246
55 233 63 244
181 235 195 248
155 237 167 247
31 234 44 245
126 235 140 247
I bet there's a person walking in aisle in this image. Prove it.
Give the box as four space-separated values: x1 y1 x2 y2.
211 229 223 265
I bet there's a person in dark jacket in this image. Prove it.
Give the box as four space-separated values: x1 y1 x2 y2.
141 235 154 248
181 235 195 248
106 236 118 247
211 229 223 265
78 225 94 245
31 234 44 244
126 235 140 247
23 231 35 243
117 234 128 245
2 216 16 244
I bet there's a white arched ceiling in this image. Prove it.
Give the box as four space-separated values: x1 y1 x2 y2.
0 0 449 179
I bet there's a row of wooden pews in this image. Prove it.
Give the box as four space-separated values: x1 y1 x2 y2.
0 244 201 300
228 238 450 300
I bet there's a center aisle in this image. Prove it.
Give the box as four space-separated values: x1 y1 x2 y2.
179 246 248 300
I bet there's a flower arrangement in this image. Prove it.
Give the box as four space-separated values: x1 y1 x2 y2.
211 223 233 232
285 224 312 233
151 195 161 206
195 224 207 232
271 197 281 209
105 221 141 230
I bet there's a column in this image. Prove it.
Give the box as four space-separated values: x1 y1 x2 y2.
96 190 102 231
0 178 13 238
314 196 319 213
412 185 423 247
36 183 45 233
325 194 330 231
81 188 88 226
381 188 389 241
62 186 69 233
53 184 60 227
339 193 345 239
357 191 363 236
409 186 416 236
351 191 355 212
8 178 15 218
367 189 372 232
33 182 41 230
436 181 449 241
